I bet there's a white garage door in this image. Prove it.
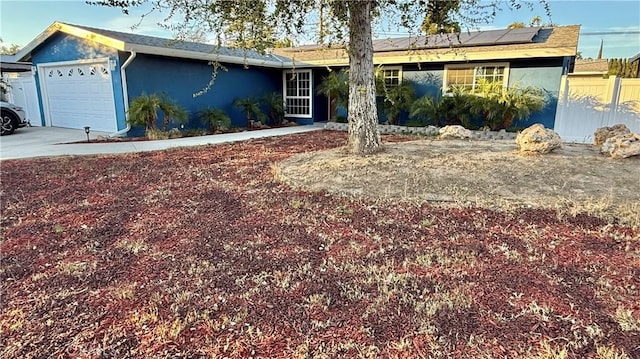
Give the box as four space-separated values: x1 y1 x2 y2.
40 60 117 132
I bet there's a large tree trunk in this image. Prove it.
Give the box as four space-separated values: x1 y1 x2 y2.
346 1 383 155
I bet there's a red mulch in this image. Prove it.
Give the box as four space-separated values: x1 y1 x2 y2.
1 131 639 358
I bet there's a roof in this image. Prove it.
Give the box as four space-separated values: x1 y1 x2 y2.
0 55 32 73
573 59 609 74
274 25 581 66
15 22 292 68
631 53 640 63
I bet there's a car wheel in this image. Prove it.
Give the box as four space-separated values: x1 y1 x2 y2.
1 111 17 136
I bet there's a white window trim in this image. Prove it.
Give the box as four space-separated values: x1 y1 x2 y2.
378 65 403 86
443 62 510 93
283 69 313 119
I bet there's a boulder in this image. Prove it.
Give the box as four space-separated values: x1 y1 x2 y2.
515 124 562 154
601 133 640 159
594 124 631 146
439 125 472 139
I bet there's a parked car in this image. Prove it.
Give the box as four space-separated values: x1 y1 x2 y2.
1 101 28 135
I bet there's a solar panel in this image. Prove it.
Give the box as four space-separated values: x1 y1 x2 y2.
496 27 540 44
465 29 510 46
373 26 540 52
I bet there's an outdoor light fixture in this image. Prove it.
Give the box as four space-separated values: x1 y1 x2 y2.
84 126 91 143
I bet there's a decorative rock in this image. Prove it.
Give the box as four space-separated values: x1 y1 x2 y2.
425 126 439 136
594 124 631 146
439 125 472 139
601 133 640 159
515 124 562 154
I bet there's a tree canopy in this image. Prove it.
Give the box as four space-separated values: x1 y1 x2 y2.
92 0 550 155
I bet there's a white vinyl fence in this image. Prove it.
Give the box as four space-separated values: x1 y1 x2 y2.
553 75 640 143
4 73 42 126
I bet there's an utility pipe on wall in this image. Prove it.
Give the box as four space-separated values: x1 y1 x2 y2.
109 51 136 137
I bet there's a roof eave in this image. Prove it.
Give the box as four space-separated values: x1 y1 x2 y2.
14 21 126 62
297 46 577 67
125 43 299 69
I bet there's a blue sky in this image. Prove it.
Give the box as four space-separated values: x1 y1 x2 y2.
1 0 639 59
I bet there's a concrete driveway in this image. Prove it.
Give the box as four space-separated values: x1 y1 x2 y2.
0 125 325 161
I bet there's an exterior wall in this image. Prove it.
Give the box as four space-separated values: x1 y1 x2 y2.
508 57 567 128
123 53 281 135
311 69 328 123
403 58 568 128
30 33 126 130
304 57 570 128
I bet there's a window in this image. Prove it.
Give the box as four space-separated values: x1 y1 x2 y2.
444 63 509 92
283 70 312 118
378 66 402 88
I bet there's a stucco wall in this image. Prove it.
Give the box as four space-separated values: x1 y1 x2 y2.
30 33 126 130
402 58 566 128
508 57 566 128
124 54 282 134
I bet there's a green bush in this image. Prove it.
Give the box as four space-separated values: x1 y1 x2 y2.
438 87 475 127
409 81 546 131
262 92 285 125
409 95 440 126
128 93 188 132
317 69 349 119
470 79 546 130
379 80 416 125
199 108 231 132
233 97 267 128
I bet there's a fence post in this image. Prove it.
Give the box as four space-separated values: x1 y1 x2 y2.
607 76 622 125
554 75 569 133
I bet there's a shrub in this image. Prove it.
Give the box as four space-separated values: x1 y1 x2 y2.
199 108 231 132
409 95 441 126
470 79 546 130
379 80 416 125
438 87 475 127
317 69 349 120
233 97 267 128
128 93 188 132
336 116 348 123
262 92 285 125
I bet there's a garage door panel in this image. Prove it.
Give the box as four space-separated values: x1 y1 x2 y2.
41 61 117 132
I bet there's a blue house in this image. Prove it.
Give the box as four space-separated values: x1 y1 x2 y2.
15 22 579 135
275 25 580 128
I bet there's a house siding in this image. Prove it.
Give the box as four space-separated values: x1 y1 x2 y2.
123 53 282 135
30 33 126 130
508 57 566 128
402 59 567 128
311 58 569 128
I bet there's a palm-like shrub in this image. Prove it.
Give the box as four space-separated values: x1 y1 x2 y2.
199 108 231 132
496 86 546 129
157 95 188 131
128 93 187 132
233 97 267 128
380 80 416 125
372 78 416 125
470 79 546 130
409 95 441 126
262 92 286 125
439 86 475 127
316 69 349 120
